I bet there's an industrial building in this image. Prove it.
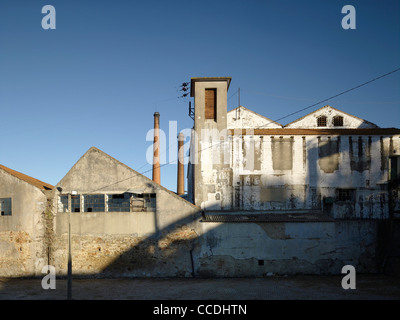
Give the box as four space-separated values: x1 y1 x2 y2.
1 76 399 277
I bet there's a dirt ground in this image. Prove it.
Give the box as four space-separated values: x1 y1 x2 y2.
0 274 399 300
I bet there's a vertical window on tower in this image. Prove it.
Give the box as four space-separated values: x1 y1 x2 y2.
205 88 216 121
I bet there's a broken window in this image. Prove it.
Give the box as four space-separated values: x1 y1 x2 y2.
71 195 81 212
84 194 105 212
336 189 355 202
333 116 343 127
205 88 217 120
58 195 69 212
0 198 12 216
317 116 327 127
131 193 156 212
108 193 131 212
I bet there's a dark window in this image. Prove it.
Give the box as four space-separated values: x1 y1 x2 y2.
0 198 11 216
71 195 81 212
317 116 327 127
333 116 344 127
336 189 355 202
205 88 216 120
108 193 131 212
84 194 105 212
389 156 400 181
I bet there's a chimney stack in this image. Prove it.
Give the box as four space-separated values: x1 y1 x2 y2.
152 112 161 184
177 132 185 195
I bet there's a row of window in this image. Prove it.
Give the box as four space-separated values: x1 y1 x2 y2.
317 115 343 127
58 193 156 213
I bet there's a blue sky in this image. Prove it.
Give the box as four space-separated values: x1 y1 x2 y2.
0 0 399 192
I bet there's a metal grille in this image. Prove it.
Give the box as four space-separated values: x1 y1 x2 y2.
317 116 327 127
336 189 355 202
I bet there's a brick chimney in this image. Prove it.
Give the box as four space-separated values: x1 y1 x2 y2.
152 112 161 184
177 132 185 195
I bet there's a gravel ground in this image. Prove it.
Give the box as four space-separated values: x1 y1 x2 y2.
0 274 399 300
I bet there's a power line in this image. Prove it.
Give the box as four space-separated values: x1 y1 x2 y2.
264 67 400 126
85 67 400 193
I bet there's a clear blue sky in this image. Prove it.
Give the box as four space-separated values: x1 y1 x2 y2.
0 0 399 192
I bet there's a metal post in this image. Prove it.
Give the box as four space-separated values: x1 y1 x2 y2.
67 194 72 300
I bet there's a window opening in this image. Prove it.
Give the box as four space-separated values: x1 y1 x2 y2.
336 189 355 202
317 116 327 127
205 88 217 120
333 116 343 127
0 198 11 216
131 193 156 212
58 195 69 212
71 195 81 212
108 193 131 212
84 194 105 212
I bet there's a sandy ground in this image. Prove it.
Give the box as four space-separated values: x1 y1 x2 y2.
0 274 399 300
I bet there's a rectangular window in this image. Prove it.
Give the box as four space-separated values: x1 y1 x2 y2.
58 195 69 212
108 193 131 212
317 116 327 127
389 156 400 181
205 88 216 120
84 194 105 212
318 138 340 173
71 195 81 212
336 189 355 202
333 116 344 127
271 137 293 170
0 198 12 216
131 193 156 212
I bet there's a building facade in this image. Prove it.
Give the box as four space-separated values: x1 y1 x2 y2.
187 77 400 276
1 76 399 278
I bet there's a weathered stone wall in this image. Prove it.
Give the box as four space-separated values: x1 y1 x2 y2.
0 170 49 277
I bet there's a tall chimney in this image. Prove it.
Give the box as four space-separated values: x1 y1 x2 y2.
177 132 185 195
152 112 161 184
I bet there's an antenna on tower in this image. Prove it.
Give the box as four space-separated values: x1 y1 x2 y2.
178 81 194 120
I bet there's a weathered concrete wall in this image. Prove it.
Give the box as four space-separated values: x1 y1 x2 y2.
227 106 282 129
285 105 378 129
195 131 399 218
195 220 384 277
0 170 49 277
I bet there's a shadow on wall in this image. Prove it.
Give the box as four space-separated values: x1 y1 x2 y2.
98 208 203 278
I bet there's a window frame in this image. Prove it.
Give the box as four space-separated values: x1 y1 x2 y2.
333 116 344 127
335 188 355 202
0 198 12 216
317 116 327 127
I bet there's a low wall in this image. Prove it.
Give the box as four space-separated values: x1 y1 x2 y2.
195 220 388 277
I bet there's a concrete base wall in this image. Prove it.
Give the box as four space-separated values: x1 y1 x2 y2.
194 220 388 277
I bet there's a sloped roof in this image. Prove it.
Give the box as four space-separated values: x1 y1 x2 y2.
284 105 379 128
227 106 283 128
0 164 54 190
56 147 201 210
